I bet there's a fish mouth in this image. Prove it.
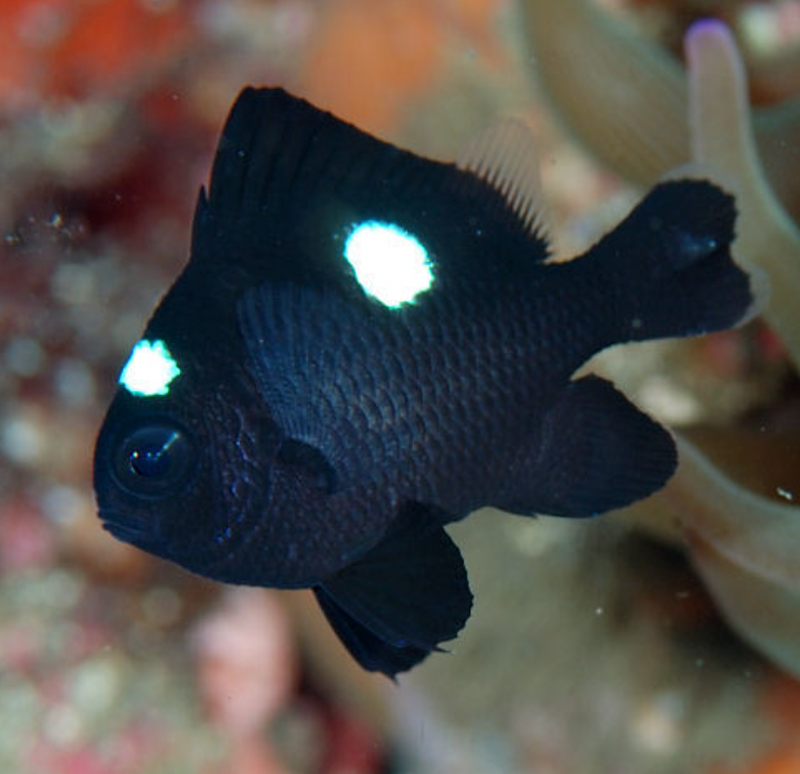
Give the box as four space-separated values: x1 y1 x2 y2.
100 510 160 549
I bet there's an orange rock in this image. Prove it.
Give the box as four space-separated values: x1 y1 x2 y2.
719 747 800 774
0 0 190 106
434 0 508 69
299 0 445 133
300 0 507 133
762 673 800 732
711 675 800 774
48 0 190 99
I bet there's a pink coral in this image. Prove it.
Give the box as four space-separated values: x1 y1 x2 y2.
191 588 298 737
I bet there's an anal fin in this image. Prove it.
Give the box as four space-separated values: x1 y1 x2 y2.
504 375 677 518
315 502 472 678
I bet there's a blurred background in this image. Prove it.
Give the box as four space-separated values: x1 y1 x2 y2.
2 0 800 772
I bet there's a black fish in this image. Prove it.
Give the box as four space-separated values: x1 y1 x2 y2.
93 87 754 677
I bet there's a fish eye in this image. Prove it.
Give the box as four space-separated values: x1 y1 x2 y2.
111 421 196 499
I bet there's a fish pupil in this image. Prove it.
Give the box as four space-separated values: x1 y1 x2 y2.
112 421 196 498
129 433 177 478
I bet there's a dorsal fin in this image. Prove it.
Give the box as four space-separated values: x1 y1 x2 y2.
457 118 550 242
191 87 551 292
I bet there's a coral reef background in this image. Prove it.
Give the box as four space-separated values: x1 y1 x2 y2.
1 1 799 772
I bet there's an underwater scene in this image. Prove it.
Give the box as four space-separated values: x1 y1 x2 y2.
2 0 800 772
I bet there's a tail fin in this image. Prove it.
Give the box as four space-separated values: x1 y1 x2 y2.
587 178 758 344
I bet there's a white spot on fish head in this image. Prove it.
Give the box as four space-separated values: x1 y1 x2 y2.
343 220 434 308
119 339 181 397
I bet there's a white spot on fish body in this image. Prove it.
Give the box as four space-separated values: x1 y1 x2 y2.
343 220 434 307
119 339 181 397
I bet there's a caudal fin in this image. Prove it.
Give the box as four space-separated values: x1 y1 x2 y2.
588 179 758 343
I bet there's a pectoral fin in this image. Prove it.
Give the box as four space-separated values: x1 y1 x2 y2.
314 502 472 677
313 587 430 677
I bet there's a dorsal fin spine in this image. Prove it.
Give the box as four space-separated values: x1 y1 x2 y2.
456 118 549 241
